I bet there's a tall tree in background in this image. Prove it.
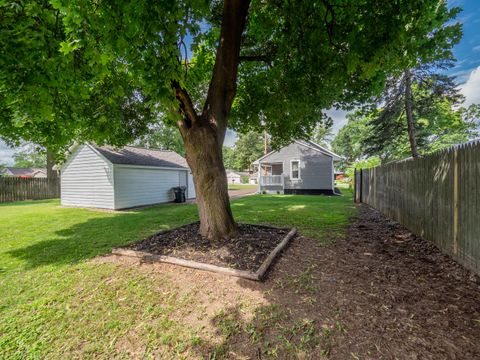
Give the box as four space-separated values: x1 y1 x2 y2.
135 123 185 156
365 71 477 160
0 0 462 239
13 144 47 168
232 132 265 171
333 99 478 163
311 119 334 148
332 112 372 164
223 146 236 170
368 61 464 158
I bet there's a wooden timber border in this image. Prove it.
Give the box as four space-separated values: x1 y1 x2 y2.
112 227 297 281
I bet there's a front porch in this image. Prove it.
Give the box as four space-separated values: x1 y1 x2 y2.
257 162 284 193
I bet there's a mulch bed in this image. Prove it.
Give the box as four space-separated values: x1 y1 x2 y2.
233 204 480 359
123 222 289 272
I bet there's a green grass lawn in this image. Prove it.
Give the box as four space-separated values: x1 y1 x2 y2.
227 183 258 190
0 192 355 358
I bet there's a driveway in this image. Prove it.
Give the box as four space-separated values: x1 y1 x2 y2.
228 188 257 199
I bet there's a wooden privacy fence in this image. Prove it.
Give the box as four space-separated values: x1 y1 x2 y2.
355 140 480 275
0 177 60 202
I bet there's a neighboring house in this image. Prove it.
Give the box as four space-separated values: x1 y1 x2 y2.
226 170 250 184
61 144 195 210
248 172 258 185
252 140 343 195
335 172 345 181
2 167 47 178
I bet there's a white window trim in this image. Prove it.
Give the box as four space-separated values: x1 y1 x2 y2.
290 159 301 180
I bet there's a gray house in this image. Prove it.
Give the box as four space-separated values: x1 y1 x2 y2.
252 140 342 195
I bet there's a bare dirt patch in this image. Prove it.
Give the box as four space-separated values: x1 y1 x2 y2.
123 222 289 272
98 204 480 359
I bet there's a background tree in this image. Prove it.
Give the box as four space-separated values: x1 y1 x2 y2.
135 123 185 156
0 0 463 239
367 60 465 158
311 119 334 148
13 144 47 168
333 98 478 164
332 112 372 165
223 146 236 170
232 132 265 171
364 76 478 161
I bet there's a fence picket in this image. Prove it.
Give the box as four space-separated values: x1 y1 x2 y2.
0 177 60 203
356 142 480 275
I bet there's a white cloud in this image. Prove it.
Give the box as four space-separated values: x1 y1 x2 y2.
473 45 480 52
0 140 15 166
459 66 480 106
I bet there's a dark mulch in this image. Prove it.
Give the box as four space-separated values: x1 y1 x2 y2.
125 222 289 272
213 204 480 359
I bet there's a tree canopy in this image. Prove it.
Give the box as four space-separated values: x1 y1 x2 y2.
135 123 185 156
1 0 462 153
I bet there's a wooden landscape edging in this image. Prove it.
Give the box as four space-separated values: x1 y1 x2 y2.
112 227 297 281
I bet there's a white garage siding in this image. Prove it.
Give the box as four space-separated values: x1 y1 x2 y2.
61 145 115 209
113 166 182 209
187 171 196 199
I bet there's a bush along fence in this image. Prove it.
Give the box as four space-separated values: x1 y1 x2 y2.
0 177 60 202
354 140 480 275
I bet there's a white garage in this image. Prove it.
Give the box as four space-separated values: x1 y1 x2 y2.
61 144 195 210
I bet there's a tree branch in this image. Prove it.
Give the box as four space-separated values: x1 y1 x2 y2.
239 54 271 62
172 80 198 132
202 0 251 144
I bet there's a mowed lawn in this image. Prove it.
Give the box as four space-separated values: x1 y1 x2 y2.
227 183 258 190
0 192 355 358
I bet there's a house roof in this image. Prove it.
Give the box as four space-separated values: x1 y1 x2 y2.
296 140 343 161
90 145 189 169
4 167 46 176
252 140 343 164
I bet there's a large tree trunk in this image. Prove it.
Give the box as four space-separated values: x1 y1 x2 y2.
46 149 56 178
183 122 236 239
404 70 420 158
173 0 251 240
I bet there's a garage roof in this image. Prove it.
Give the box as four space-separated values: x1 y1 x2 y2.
91 145 189 169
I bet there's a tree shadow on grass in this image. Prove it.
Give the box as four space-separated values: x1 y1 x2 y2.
6 194 353 270
7 204 198 270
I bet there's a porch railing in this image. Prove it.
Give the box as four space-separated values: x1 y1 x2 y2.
260 175 283 186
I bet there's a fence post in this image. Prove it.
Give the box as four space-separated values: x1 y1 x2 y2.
359 169 363 203
354 168 363 203
453 148 459 255
354 169 357 202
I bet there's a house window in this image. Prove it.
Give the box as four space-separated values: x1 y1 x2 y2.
291 160 300 180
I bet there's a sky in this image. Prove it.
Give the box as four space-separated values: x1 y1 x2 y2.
1 0 479 163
